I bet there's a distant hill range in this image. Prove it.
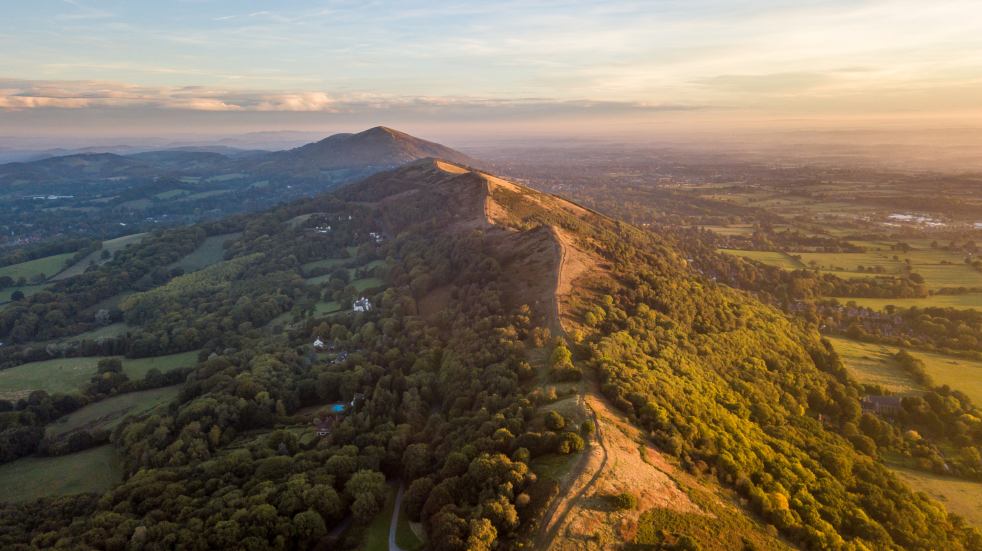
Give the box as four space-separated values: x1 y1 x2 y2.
0 127 482 246
0 127 478 184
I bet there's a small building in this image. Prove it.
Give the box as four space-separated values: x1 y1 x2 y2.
312 337 326 350
861 395 904 415
369 232 384 244
314 417 335 437
353 297 373 312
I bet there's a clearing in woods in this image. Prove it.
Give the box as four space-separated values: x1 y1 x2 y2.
168 232 242 272
45 385 180 441
0 350 199 401
826 336 982 405
890 466 982 528
0 252 75 282
0 445 123 503
832 294 982 312
53 233 146 281
824 336 923 395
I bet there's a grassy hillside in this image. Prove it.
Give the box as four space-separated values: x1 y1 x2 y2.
0 252 75 281
0 351 198 400
46 385 180 441
0 445 122 503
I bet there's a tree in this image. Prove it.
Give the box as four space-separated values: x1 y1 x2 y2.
292 510 326 546
466 518 497 551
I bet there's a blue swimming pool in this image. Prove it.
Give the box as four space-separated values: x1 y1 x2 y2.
329 403 347 413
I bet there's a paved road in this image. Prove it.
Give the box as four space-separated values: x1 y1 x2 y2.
389 483 407 551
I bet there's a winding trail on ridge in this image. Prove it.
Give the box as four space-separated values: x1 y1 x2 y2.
532 227 611 550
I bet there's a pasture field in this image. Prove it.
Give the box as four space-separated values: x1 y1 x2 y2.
62 322 131 342
53 233 146 281
0 445 122 503
286 214 313 228
119 198 151 210
890 466 982 527
0 284 49 304
826 336 982 404
718 249 804 270
46 385 180 440
206 173 245 182
362 485 397 551
179 189 233 201
395 494 425 551
913 349 982 405
0 252 75 281
722 243 982 290
154 189 188 199
302 257 348 272
824 336 921 394
352 277 384 292
314 301 342 316
701 224 755 236
793 251 904 274
833 294 982 312
0 350 199 401
168 232 241 272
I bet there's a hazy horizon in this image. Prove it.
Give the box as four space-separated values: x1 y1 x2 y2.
3 0 982 149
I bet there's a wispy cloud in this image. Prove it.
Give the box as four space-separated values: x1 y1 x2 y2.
0 78 704 114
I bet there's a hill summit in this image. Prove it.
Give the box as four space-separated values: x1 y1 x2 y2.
253 126 478 173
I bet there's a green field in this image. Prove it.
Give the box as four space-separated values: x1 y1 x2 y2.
302 257 348 272
701 224 755 236
722 245 982 290
890 466 982 527
352 277 384 292
825 336 922 394
119 198 151 210
827 336 982 404
362 485 397 551
395 490 425 551
831 294 982 312
314 301 342 316
0 252 75 282
168 232 241 272
0 351 199 401
46 385 180 440
0 445 123 503
62 322 131 342
718 249 804 270
0 284 49 304
53 233 146 281
206 173 245 182
179 189 233 201
154 189 189 199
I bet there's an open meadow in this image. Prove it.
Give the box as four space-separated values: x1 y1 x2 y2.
826 336 982 404
0 445 122 503
890 466 982 528
46 385 180 441
0 350 198 401
0 252 75 282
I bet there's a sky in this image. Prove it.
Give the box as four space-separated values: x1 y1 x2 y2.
2 0 982 143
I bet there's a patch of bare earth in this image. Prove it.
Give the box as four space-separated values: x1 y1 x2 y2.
547 392 704 550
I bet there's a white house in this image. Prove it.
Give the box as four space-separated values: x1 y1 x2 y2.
353 297 372 312
368 232 384 244
312 337 325 350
